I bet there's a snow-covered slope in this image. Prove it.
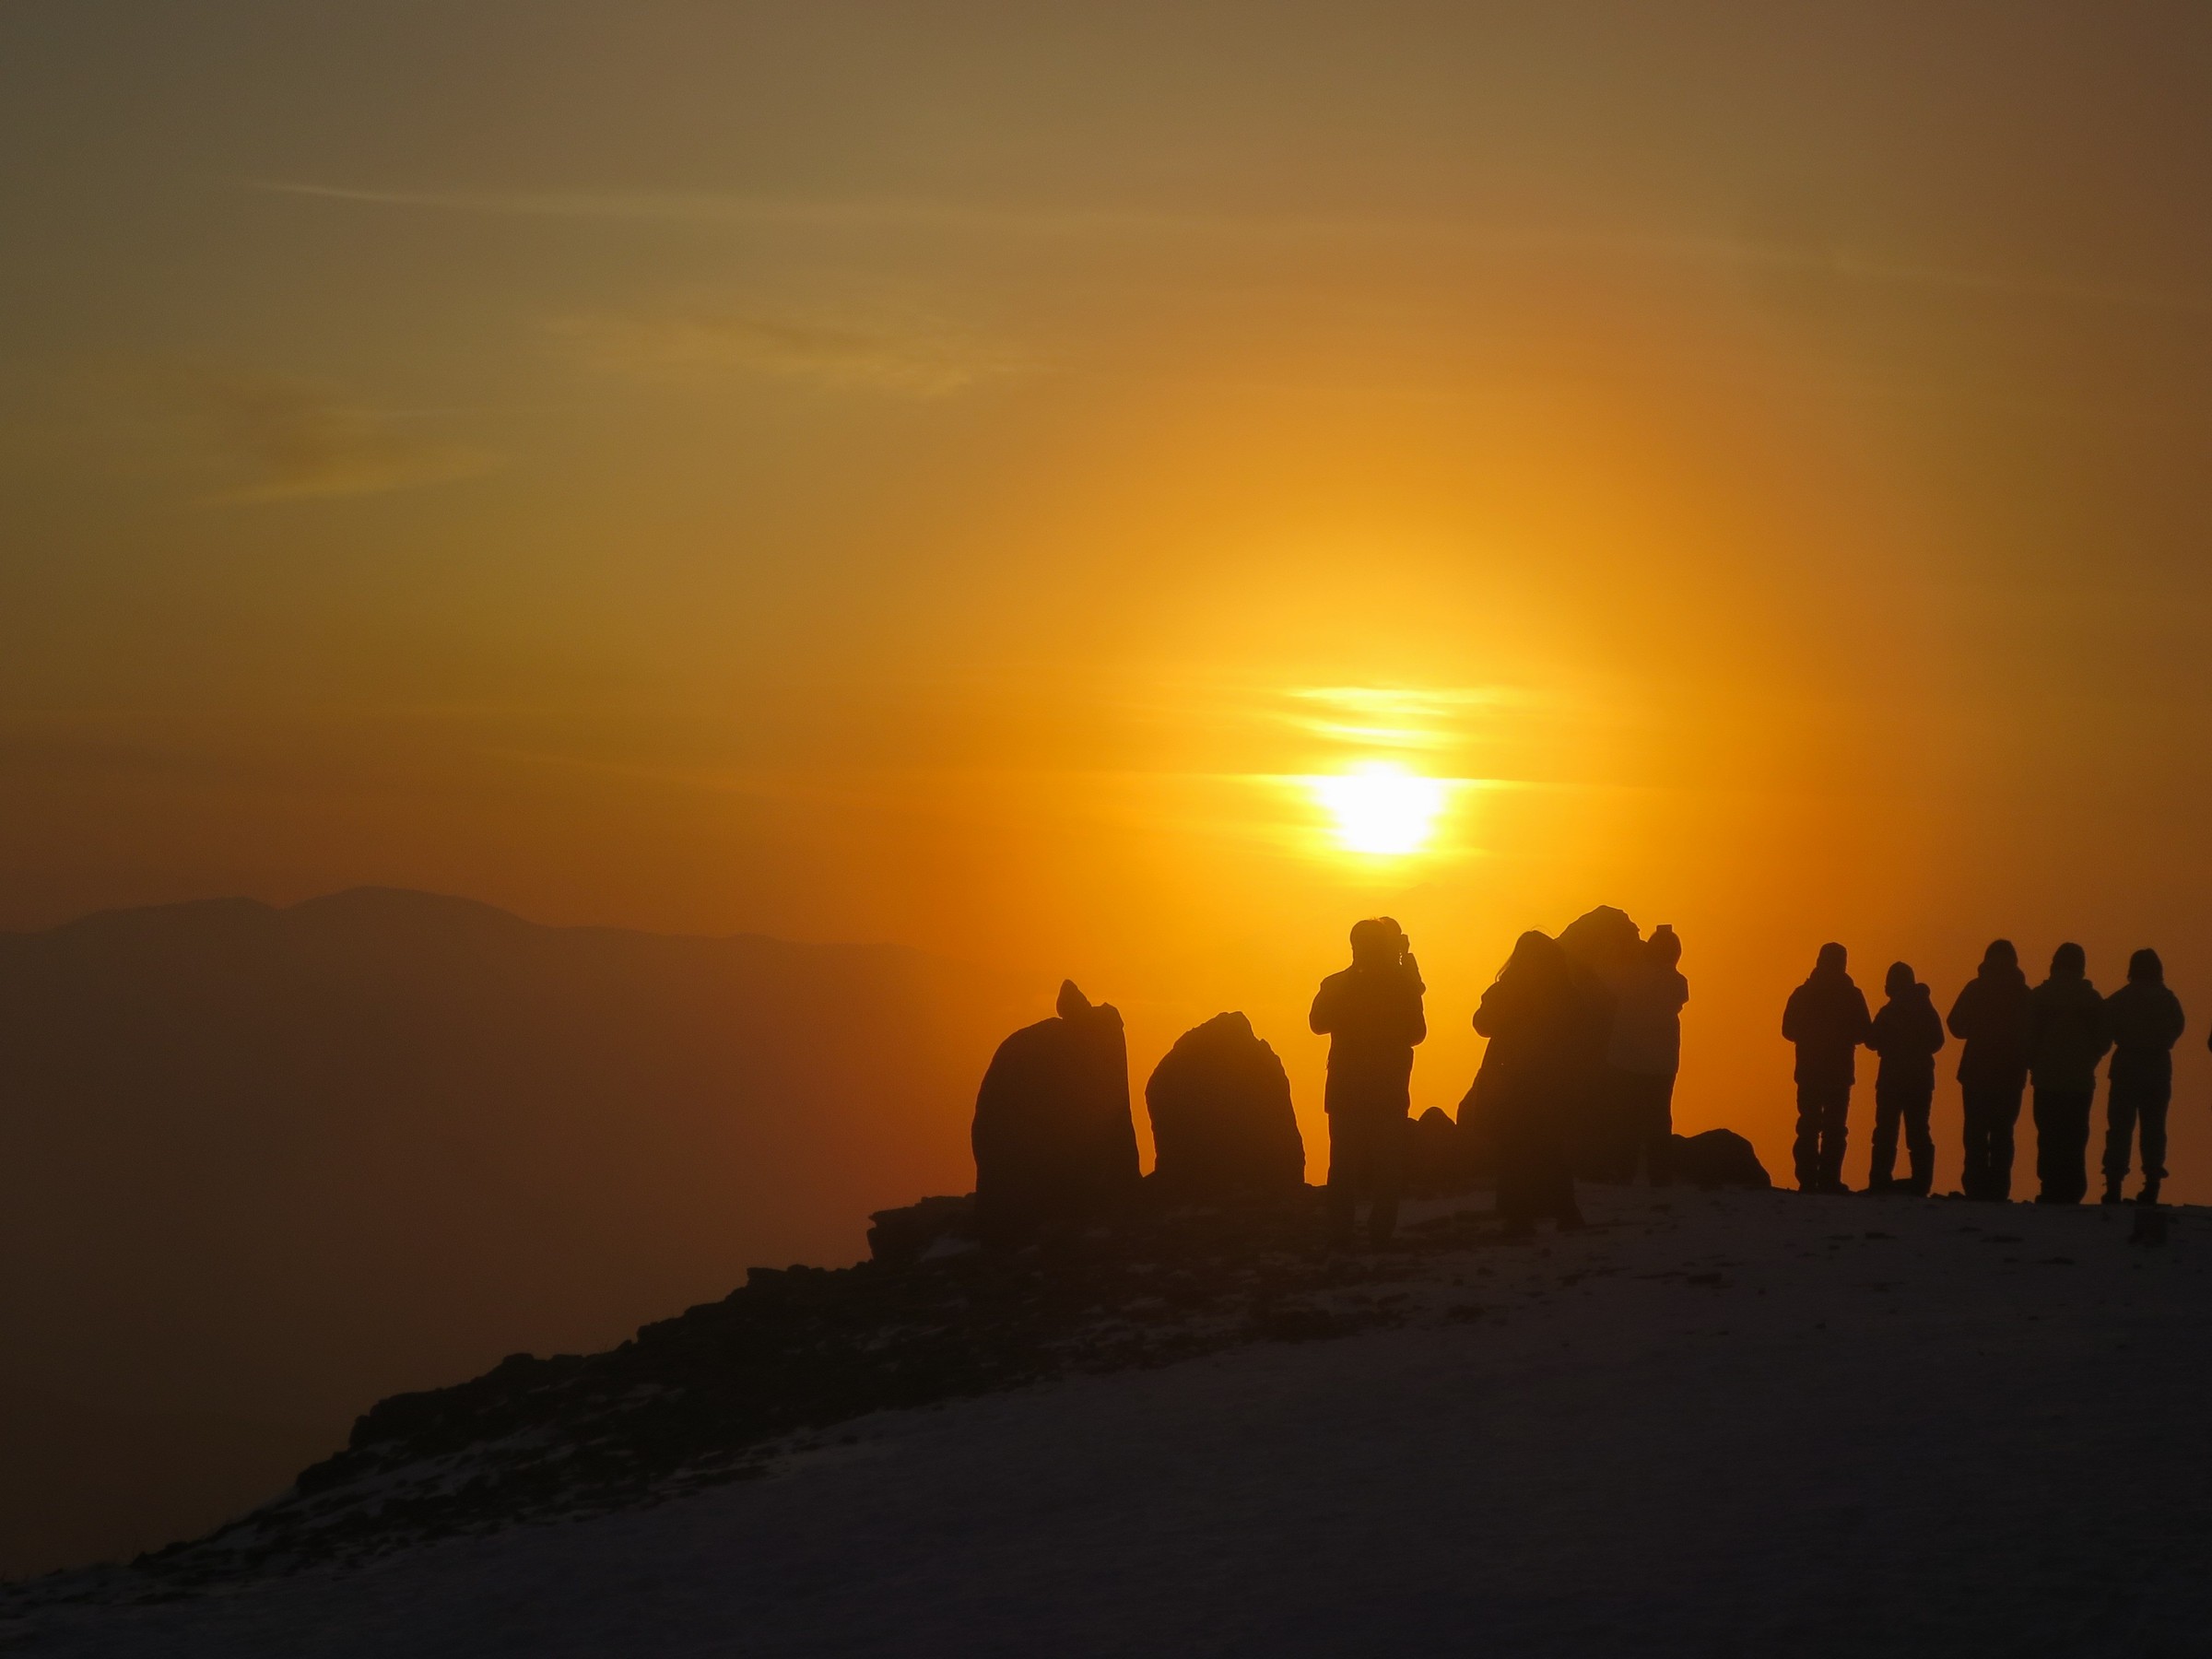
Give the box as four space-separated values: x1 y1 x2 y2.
10 1185 2210 1658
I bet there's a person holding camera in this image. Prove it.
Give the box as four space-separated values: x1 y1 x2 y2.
1310 917 1427 1248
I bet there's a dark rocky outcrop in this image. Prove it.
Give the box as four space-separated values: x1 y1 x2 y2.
971 982 1142 1244
865 1196 976 1266
1670 1129 1771 1190
1405 1106 1475 1197
1143 1012 1303 1199
113 1194 1436 1587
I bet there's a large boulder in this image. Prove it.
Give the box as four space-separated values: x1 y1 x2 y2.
1670 1128 1772 1190
971 981 1142 1243
1405 1106 1473 1197
1143 1012 1304 1200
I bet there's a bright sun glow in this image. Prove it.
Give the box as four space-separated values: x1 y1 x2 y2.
1308 762 1450 855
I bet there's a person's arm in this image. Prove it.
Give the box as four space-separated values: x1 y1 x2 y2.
1472 983 1504 1038
1852 988 1874 1046
2162 990 2186 1049
1782 985 1805 1045
1310 978 1338 1036
1947 984 1974 1043
1406 989 1428 1047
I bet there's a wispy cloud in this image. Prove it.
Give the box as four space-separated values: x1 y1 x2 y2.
182 368 494 504
248 180 2212 316
1282 686 1524 752
547 305 1030 397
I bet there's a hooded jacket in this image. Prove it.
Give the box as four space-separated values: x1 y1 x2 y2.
1867 982 1945 1093
1782 968 1872 1088
1947 961 2034 1088
2103 980 2183 1089
2028 973 2109 1093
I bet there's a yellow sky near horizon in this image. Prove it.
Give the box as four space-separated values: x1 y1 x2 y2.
6 2 2212 1191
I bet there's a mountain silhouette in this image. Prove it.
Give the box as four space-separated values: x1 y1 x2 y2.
0 888 1033 1577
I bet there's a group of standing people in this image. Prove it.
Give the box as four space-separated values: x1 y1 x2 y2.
1783 940 2187 1205
1310 908 1689 1246
1310 916 2193 1253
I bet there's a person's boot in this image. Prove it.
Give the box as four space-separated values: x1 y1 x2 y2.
2136 1177 2162 1206
2100 1176 2124 1206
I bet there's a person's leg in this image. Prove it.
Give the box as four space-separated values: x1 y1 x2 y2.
1903 1088 1936 1196
2139 1090 2171 1203
2101 1084 2138 1204
2032 1088 2061 1201
1868 1088 1901 1191
1496 1117 1535 1236
2059 1090 2094 1204
1547 1127 1583 1227
2036 1088 2090 1203
1639 1074 1677 1186
1989 1084 2022 1201
1818 1086 1853 1192
1794 1084 1826 1191
1324 1112 1359 1243
1369 1113 1406 1246
1959 1087 1990 1200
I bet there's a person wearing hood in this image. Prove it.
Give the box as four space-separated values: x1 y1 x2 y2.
2100 948 2184 1206
1311 916 1427 1248
1947 939 2036 1201
1781 943 1873 1194
1557 905 1641 1181
1865 961 1945 1195
1474 929 1600 1236
2028 943 2111 1205
1606 924 1690 1185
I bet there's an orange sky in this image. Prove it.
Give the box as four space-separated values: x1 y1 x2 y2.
6 3 2212 1191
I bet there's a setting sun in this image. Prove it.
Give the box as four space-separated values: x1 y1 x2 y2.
1308 763 1451 856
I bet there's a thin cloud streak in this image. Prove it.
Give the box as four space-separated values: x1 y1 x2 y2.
246 181 2212 316
547 307 1031 397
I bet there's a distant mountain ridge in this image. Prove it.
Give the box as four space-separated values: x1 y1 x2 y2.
0 888 1038 1578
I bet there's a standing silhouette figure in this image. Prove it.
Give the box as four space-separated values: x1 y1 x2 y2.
1474 929 1596 1236
2101 948 2184 1206
1782 944 1872 1193
2028 943 2110 1206
1865 961 1945 1195
1557 906 1642 1181
1608 924 1689 1185
1947 940 2035 1201
1310 917 1426 1248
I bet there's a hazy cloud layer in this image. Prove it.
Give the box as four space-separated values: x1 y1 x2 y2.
253 182 2212 318
183 368 494 505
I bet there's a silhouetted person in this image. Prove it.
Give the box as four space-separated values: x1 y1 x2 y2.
1557 905 1641 1181
1782 943 1871 1193
2101 948 2183 1206
1865 961 1944 1195
2028 943 2109 1206
1948 939 2035 1201
1608 924 1688 1185
1311 917 1426 1247
1475 929 1595 1236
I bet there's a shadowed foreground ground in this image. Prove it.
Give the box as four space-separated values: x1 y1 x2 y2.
8 1186 2210 1658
